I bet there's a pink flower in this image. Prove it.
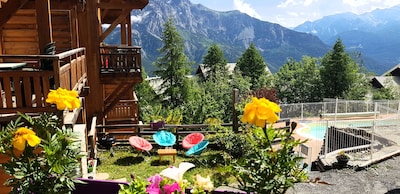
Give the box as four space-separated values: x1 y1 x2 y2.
146 187 162 194
147 174 163 194
163 182 181 194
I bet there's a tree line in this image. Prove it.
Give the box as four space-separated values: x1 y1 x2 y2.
136 18 399 125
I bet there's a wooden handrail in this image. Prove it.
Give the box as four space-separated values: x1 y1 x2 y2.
0 48 85 59
99 45 141 73
0 48 87 115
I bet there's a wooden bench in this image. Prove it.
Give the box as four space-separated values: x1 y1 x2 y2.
157 148 177 163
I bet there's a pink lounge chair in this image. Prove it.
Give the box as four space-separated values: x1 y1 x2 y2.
128 136 153 152
182 133 204 149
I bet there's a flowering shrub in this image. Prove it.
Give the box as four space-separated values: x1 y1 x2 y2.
233 97 308 193
119 162 213 194
0 87 82 194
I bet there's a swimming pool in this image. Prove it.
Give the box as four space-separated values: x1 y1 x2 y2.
297 124 327 140
297 119 400 140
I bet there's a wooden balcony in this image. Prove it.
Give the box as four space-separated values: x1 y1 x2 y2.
0 48 87 117
99 45 142 84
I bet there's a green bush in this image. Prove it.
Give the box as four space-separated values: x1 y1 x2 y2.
209 131 249 160
233 125 308 193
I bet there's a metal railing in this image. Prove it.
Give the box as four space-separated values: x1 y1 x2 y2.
288 99 400 167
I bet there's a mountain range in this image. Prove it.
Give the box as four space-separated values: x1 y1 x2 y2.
104 0 399 75
294 5 400 75
104 0 329 74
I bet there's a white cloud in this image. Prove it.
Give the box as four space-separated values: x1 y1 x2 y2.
278 0 317 8
342 0 369 7
233 0 262 19
304 0 317 6
278 0 296 8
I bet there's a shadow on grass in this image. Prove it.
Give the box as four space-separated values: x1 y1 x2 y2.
114 156 145 166
150 159 173 166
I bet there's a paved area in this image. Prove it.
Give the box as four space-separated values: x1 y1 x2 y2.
287 155 400 194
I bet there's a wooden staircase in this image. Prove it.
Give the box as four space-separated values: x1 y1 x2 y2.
102 80 139 140
103 80 137 116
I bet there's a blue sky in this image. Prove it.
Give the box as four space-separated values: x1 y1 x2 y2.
189 0 400 28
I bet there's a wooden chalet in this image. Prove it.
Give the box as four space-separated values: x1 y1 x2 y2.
0 0 148 160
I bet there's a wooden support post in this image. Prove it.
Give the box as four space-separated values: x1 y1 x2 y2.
35 0 53 51
127 14 132 46
121 19 127 45
83 0 103 120
232 88 239 132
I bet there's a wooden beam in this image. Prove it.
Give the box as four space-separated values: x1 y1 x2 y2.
35 0 53 51
22 0 73 10
127 14 132 46
0 29 3 58
121 18 127 45
84 0 103 120
97 2 148 10
0 0 28 28
100 0 118 21
70 6 79 48
99 9 131 42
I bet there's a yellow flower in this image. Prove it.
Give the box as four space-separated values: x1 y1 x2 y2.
12 127 41 151
46 88 80 111
241 97 281 127
194 174 214 191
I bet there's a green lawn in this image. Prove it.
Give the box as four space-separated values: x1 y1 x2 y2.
95 146 233 185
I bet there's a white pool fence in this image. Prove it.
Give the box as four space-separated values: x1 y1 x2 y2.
282 99 400 166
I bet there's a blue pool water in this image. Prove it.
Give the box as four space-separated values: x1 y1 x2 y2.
298 120 400 140
298 124 327 140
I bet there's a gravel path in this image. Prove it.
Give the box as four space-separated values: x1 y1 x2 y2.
287 156 400 194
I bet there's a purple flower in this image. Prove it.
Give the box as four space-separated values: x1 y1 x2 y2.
163 182 181 194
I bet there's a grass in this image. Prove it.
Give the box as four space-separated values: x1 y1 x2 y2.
95 146 234 185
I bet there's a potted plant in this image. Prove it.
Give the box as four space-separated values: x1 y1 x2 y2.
336 150 350 166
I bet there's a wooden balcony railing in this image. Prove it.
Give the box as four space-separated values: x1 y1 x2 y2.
99 45 141 73
0 48 86 115
105 99 139 124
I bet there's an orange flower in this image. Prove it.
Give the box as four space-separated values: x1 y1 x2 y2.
46 88 80 111
241 97 281 128
12 127 41 151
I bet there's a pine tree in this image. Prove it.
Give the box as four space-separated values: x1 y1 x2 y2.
202 43 227 81
153 18 192 107
236 43 269 89
320 38 360 98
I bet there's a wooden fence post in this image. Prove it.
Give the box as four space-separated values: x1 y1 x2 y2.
232 88 239 133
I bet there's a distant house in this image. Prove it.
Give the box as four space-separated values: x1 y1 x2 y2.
195 63 237 79
146 75 194 95
195 63 271 79
371 64 400 89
